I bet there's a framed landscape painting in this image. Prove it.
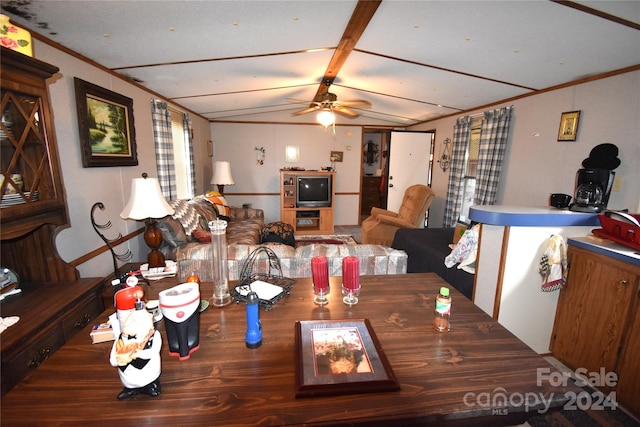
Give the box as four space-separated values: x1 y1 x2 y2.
294 319 399 398
74 77 138 167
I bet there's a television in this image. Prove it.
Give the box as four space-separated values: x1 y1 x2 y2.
296 175 332 208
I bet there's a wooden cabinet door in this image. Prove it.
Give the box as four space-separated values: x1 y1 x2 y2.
551 246 636 374
615 286 640 417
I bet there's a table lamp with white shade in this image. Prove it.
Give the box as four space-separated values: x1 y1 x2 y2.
120 173 174 268
211 161 235 195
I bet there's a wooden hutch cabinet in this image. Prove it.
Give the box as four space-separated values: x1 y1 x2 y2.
280 170 335 235
361 175 384 216
1 47 104 395
550 244 640 417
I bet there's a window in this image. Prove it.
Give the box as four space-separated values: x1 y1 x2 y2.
459 118 481 223
169 108 193 199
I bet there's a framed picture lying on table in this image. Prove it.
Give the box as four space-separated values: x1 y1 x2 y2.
294 319 399 398
74 77 138 167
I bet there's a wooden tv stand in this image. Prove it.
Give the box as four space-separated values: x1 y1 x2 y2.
280 170 335 235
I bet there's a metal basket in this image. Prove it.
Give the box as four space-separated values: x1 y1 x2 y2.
231 246 296 310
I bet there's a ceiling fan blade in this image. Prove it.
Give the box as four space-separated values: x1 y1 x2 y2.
333 106 360 118
337 99 372 109
291 106 320 116
287 97 321 105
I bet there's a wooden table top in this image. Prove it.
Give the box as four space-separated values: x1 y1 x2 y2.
1 273 579 426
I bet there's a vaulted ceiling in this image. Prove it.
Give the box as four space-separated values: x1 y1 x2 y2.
2 0 639 127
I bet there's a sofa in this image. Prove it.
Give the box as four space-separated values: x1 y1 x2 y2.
158 194 408 282
392 228 474 300
157 194 265 261
178 242 407 282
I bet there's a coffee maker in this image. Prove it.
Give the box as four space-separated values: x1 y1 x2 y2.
569 143 620 213
569 168 615 213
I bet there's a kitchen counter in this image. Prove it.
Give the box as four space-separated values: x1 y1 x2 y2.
469 205 600 226
469 205 599 354
568 236 640 266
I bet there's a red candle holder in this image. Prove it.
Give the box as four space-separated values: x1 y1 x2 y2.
342 256 361 306
311 256 330 306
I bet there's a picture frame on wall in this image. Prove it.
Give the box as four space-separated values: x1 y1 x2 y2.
330 151 344 162
294 319 399 398
74 77 138 167
557 110 581 141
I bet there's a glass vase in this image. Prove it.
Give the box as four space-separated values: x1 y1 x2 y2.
209 219 231 307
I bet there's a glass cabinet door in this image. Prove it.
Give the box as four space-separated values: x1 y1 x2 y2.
1 89 54 208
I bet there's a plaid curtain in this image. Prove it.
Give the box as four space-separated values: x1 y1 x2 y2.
182 113 196 197
151 100 176 199
443 116 472 227
474 107 513 206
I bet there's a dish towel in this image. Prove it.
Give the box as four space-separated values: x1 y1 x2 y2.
445 224 479 274
538 234 567 292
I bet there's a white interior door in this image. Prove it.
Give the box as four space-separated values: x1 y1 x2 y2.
387 131 434 219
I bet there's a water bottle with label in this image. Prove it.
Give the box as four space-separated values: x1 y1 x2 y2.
434 287 451 332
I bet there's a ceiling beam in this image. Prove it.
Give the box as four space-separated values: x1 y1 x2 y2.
313 0 382 101
551 0 640 30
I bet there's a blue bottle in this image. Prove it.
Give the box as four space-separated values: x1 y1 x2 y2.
245 292 262 348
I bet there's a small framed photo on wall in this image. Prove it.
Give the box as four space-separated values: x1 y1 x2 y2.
557 110 581 141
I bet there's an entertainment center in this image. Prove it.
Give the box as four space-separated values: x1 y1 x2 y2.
280 170 335 235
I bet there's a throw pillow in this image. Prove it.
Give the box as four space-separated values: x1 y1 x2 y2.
192 229 211 243
156 216 188 247
260 221 295 247
169 199 202 239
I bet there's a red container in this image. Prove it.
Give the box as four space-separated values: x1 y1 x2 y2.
592 212 640 250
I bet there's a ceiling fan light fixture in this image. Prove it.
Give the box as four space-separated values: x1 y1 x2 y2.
317 109 335 128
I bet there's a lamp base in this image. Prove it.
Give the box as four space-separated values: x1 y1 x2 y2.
144 219 165 268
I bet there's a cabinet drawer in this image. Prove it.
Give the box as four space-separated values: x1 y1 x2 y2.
61 294 103 341
1 322 65 395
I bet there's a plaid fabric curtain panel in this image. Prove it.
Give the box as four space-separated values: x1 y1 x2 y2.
443 116 471 227
182 113 196 198
151 100 177 199
474 107 513 206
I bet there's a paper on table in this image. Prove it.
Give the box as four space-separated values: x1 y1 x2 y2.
237 280 284 301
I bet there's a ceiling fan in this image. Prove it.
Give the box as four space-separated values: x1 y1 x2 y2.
291 92 372 118
291 80 372 125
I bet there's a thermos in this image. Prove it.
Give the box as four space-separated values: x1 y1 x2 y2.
245 292 262 348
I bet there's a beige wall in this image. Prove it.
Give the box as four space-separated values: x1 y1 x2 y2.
210 123 363 225
413 70 640 227
31 40 212 278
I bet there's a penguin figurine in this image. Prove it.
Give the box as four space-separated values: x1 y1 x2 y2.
109 300 162 400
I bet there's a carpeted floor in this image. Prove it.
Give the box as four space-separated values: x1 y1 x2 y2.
522 357 639 427
334 225 362 243
526 401 639 427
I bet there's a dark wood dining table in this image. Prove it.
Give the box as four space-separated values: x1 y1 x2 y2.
1 273 579 426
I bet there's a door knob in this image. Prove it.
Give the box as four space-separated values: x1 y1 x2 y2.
388 183 394 188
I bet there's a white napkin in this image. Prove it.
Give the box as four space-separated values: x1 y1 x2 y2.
0 316 20 334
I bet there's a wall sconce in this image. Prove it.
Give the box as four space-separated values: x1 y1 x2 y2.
255 146 265 165
437 138 452 172
285 145 299 162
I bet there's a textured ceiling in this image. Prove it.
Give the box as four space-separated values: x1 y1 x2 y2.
2 0 639 127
